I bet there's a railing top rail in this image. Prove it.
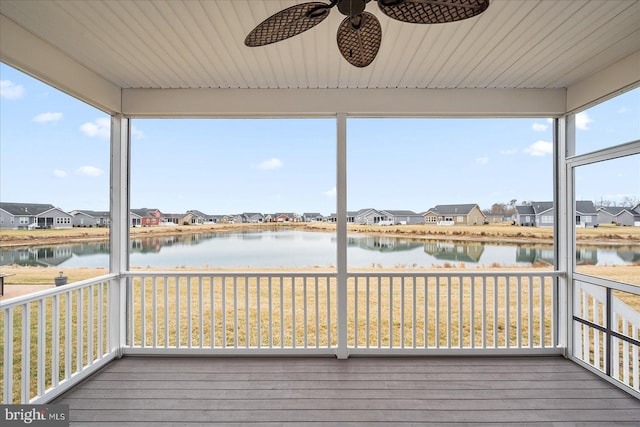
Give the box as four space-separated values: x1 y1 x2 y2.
124 270 564 279
124 271 338 278
347 271 564 278
574 272 640 296
0 273 117 310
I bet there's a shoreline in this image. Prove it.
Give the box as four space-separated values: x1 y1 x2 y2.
2 222 640 248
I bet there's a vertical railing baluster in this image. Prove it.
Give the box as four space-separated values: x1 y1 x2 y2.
52 294 60 387
436 276 440 349
622 319 629 385
210 276 215 349
222 276 227 348
98 282 104 357
493 277 498 348
176 277 181 348
424 277 428 348
354 277 358 348
389 276 393 348
141 277 146 348
481 276 486 349
303 277 308 349
280 276 284 349
245 277 249 348
199 276 204 349
470 276 475 349
128 280 134 347
4 309 13 404
594 294 600 370
233 276 238 349
505 276 510 348
292 276 296 348
257 276 261 349
163 277 168 348
516 276 522 349
65 291 72 377
21 303 30 403
377 277 381 348
327 278 331 348
412 276 416 349
447 276 452 349
366 276 370 349
612 312 619 379
268 276 273 349
187 276 192 348
152 276 157 348
77 289 83 371
458 277 463 348
633 326 639 391
315 277 319 348
38 296 45 396
400 276 405 349
528 276 533 348
540 276 545 347
583 291 589 364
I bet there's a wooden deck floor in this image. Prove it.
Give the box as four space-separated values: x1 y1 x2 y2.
56 356 640 426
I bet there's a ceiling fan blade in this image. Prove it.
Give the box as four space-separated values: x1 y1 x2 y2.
336 12 382 67
377 0 490 24
245 2 332 47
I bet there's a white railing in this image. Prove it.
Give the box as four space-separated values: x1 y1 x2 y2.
573 276 640 393
1 270 564 404
124 272 338 355
348 272 561 354
124 271 562 355
0 274 117 404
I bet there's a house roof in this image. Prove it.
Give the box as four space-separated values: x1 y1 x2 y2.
131 208 161 217
0 202 56 216
1 1 638 116
427 204 480 216
598 206 632 216
72 210 109 218
516 205 536 215
381 210 420 216
517 201 598 215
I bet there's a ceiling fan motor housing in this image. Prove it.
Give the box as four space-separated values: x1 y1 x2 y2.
337 0 367 16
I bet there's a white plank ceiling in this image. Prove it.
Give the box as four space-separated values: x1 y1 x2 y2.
1 0 639 91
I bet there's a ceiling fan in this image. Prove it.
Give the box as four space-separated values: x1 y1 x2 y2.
245 0 490 68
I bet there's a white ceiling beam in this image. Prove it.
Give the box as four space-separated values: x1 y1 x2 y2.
122 88 566 118
0 14 121 114
566 49 640 113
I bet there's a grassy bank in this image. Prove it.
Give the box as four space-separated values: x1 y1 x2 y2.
2 222 640 248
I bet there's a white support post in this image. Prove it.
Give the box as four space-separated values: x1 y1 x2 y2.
556 114 576 356
336 113 348 359
109 114 130 357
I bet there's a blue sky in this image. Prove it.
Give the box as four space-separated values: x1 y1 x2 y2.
1 63 638 215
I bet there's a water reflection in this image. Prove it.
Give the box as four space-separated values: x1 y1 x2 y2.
1 230 638 268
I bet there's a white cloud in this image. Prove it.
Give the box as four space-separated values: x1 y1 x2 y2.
524 140 553 157
80 117 110 138
324 187 336 197
532 122 548 132
475 156 489 165
76 166 104 177
0 80 25 100
131 126 144 139
546 118 553 123
575 111 593 130
617 107 629 114
33 112 63 123
256 158 283 170
500 148 518 155
52 169 68 178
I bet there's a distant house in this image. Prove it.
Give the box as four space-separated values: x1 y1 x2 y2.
70 210 110 227
597 206 640 227
354 208 388 225
164 213 184 225
0 202 72 229
423 204 486 226
326 212 356 223
184 210 206 225
131 208 163 226
380 210 424 225
516 201 598 227
242 213 265 223
302 213 324 222
484 214 505 224
274 213 301 222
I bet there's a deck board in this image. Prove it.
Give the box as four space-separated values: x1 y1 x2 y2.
55 356 640 425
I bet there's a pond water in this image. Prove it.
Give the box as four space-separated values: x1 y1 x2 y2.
1 229 638 269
